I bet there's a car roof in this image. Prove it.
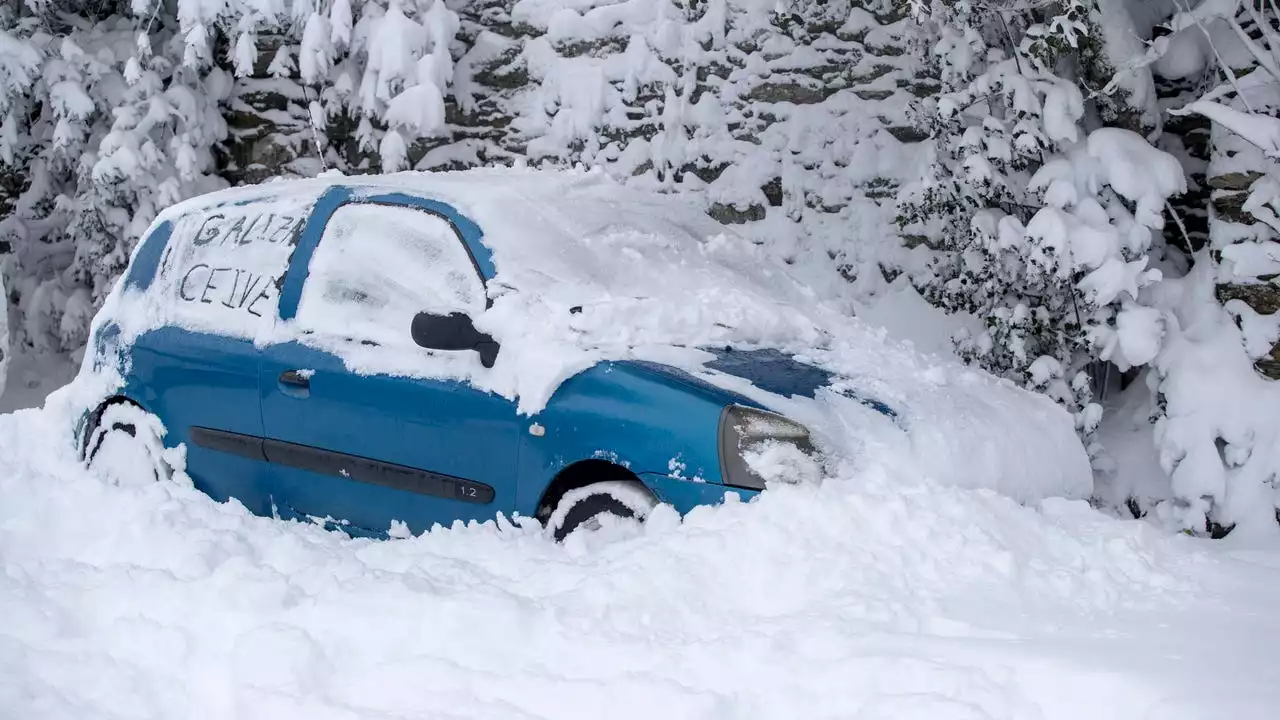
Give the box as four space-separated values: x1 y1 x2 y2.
155 167 724 245
153 167 741 297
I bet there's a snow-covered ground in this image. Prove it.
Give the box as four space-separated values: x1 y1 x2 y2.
0 348 79 414
3 374 1279 718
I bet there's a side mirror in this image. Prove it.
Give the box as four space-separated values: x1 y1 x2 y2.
410 311 500 369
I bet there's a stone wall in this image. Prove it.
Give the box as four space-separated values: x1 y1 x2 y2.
217 0 925 287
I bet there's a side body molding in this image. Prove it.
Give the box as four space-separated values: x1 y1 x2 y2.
189 427 494 504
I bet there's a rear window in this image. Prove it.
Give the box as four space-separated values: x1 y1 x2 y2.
150 193 317 339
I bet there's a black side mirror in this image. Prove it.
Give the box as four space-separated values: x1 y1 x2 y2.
410 311 500 368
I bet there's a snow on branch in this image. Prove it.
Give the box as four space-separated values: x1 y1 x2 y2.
1171 99 1280 158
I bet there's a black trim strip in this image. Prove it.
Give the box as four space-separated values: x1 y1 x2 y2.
261 438 494 505
190 426 266 461
190 426 495 504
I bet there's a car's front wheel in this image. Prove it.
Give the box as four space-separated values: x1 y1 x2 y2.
547 480 658 542
84 401 171 487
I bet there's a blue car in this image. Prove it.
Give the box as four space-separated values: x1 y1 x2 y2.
73 169 873 540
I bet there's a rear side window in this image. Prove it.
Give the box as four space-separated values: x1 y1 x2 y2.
294 203 484 347
151 194 315 339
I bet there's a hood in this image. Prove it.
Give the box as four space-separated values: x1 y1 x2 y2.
701 347 898 420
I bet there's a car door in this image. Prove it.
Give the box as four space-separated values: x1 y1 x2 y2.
258 195 522 536
122 197 312 516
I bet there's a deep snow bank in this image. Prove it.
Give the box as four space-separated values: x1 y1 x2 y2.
2 405 1279 720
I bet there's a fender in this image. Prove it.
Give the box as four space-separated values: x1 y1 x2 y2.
514 361 755 516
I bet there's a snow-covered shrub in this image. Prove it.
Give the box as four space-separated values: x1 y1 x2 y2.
1100 0 1280 534
0 0 463 355
0 7 227 352
897 0 1182 453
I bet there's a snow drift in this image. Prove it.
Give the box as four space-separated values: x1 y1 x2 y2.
2 401 1279 719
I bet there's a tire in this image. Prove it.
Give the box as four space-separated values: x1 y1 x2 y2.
84 402 170 487
547 480 657 542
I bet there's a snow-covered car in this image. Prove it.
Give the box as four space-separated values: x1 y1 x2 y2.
71 168 1091 540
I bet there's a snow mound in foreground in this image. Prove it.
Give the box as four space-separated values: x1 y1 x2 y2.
2 406 1279 720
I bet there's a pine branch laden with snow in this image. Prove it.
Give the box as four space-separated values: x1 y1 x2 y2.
0 8 230 355
900 0 1280 536
175 0 462 176
1166 1 1280 535
897 0 1183 457
1082 0 1280 534
0 0 465 355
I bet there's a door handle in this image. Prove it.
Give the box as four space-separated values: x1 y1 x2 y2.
278 370 311 392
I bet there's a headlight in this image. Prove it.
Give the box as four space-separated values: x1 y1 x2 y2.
717 405 818 490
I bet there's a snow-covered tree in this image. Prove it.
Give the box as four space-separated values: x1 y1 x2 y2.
1101 0 1280 534
0 5 229 354
898 0 1183 452
0 0 463 357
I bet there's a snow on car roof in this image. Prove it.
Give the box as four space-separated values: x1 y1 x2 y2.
113 167 1091 503
153 165 786 295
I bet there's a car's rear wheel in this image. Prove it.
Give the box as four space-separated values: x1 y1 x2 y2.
547 480 658 542
84 401 170 487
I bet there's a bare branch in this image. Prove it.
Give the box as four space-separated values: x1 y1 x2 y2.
1165 200 1199 259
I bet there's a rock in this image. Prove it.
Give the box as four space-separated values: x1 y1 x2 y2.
836 27 869 43
686 162 729 184
1208 171 1265 191
1255 344 1280 380
744 79 832 105
1212 188 1256 224
901 79 942 98
851 63 896 83
472 50 528 90
886 125 930 143
866 43 905 57
855 88 895 101
1216 282 1280 315
761 177 783 207
709 202 767 224
903 234 939 250
554 36 627 58
487 21 541 40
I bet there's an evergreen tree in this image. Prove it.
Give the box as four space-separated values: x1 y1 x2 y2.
898 0 1183 451
0 0 464 356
